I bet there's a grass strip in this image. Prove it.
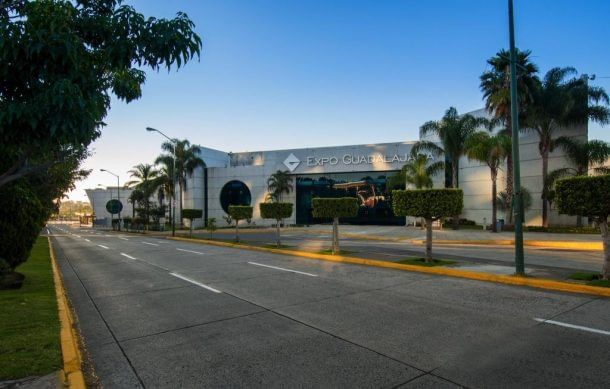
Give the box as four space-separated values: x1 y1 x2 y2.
0 237 61 380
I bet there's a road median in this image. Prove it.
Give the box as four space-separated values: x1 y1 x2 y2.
168 236 610 298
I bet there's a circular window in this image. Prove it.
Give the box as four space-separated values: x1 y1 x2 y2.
220 180 252 213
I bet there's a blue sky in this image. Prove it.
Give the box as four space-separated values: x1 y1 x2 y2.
72 0 610 200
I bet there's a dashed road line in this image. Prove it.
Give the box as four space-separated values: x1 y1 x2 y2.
84 239 91 243
247 261 318 277
120 253 136 260
169 273 221 293
142 242 159 246
534 318 610 336
97 245 109 249
176 248 206 255
119 237 129 241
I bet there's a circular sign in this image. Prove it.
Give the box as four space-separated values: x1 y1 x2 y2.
105 199 123 214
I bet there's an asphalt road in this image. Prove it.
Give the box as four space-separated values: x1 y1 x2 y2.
47 224 610 389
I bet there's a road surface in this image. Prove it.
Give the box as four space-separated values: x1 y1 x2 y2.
47 224 610 388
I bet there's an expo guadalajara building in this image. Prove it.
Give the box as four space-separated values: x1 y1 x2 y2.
87 109 592 228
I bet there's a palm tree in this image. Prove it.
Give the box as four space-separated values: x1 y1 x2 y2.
157 139 205 227
523 68 610 227
546 137 610 227
126 163 159 224
389 154 444 190
480 48 539 223
154 155 176 226
266 170 293 202
465 132 511 232
412 107 486 228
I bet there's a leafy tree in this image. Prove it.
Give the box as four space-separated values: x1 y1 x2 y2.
182 208 202 237
522 68 610 226
465 132 511 232
227 205 253 242
126 163 159 222
157 139 205 227
266 170 293 202
496 186 532 222
260 203 293 247
393 189 463 262
555 175 610 279
547 137 610 226
128 189 144 218
388 154 444 190
155 155 176 227
0 0 202 188
311 198 359 255
412 107 485 229
480 49 539 223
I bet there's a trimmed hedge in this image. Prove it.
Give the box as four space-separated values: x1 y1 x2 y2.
260 203 293 220
556 175 610 218
182 209 203 220
311 198 359 219
392 189 463 218
228 205 253 221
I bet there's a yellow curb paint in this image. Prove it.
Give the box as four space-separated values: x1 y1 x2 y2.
412 239 602 251
48 237 86 389
169 236 610 298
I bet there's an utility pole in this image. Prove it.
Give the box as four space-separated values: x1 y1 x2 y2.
508 0 525 275
146 127 177 237
100 169 121 231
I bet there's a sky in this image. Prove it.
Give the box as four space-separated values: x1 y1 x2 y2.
69 0 610 201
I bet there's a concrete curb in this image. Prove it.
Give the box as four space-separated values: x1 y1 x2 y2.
168 236 610 298
48 237 86 389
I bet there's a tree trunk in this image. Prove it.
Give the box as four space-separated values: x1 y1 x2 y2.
576 215 583 228
179 182 184 229
491 169 498 233
189 219 193 238
235 220 239 242
425 217 433 262
541 148 549 228
600 219 609 280
276 219 281 248
506 147 514 225
452 160 459 230
332 217 339 255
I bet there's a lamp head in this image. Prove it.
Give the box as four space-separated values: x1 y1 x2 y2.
146 127 156 132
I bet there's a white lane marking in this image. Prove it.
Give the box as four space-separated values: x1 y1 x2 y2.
105 234 112 237
75 235 81 238
176 248 205 255
169 273 221 293
46 228 51 234
120 253 136 260
118 237 129 241
534 318 610 336
247 261 317 277
84 239 91 242
97 245 109 249
142 242 159 246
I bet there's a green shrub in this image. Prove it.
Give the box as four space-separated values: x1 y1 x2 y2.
260 202 293 247
205 218 217 239
182 209 203 237
311 198 359 219
0 184 48 275
228 205 253 242
392 189 463 219
259 203 293 220
556 175 610 279
393 189 463 261
311 198 358 254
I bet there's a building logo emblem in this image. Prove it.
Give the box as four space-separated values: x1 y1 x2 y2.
283 153 300 172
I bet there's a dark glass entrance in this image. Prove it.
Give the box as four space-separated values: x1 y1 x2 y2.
295 171 405 225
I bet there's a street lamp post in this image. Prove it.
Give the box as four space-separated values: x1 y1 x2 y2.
508 0 525 275
100 169 121 231
146 127 177 237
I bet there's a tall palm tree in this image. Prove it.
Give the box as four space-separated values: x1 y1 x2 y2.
546 137 610 227
266 170 293 202
156 139 205 226
523 67 610 227
126 163 159 223
465 132 511 232
154 155 176 225
413 107 487 189
389 154 444 190
480 48 539 223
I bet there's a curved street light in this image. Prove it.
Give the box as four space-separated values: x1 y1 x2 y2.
146 127 177 237
100 169 121 231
